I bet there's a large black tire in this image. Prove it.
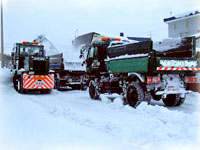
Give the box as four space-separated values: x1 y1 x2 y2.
89 80 99 100
17 77 25 94
151 91 162 101
175 97 185 106
126 82 144 108
54 74 60 90
13 76 18 91
162 94 185 106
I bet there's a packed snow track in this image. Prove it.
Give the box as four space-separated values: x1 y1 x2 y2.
0 69 200 150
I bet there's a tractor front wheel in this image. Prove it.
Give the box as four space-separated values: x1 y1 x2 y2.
89 80 100 100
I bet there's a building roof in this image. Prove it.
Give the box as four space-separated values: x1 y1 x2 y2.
164 10 200 23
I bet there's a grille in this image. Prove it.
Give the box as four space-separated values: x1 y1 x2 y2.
33 60 49 75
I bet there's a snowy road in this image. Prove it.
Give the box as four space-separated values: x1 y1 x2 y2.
0 69 200 150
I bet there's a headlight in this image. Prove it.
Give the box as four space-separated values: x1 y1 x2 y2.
92 60 100 67
29 71 35 75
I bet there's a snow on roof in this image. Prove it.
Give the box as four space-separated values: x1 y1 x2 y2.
190 33 200 39
174 10 200 18
107 54 148 61
108 38 139 48
153 38 182 52
164 10 200 23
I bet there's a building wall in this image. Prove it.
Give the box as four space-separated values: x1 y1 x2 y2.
196 38 200 51
167 15 200 38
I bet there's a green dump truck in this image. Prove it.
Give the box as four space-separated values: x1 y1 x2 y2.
81 36 200 107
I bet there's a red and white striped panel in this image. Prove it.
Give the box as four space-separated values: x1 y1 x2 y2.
22 73 54 89
157 67 200 71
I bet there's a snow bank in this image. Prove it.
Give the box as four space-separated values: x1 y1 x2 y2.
26 90 200 148
0 68 200 150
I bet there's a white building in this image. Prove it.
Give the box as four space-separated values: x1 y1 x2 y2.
164 11 200 50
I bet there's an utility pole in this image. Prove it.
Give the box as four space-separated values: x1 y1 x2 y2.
149 31 152 39
1 0 4 68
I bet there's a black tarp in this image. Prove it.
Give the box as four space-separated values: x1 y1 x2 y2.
107 40 152 58
155 37 195 58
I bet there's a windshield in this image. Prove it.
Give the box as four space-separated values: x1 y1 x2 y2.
19 45 44 56
87 47 97 58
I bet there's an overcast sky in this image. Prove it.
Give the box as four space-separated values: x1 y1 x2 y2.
2 0 200 53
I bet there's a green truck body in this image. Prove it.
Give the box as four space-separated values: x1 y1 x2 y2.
107 57 149 73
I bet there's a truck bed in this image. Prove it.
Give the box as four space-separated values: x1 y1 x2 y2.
106 40 152 73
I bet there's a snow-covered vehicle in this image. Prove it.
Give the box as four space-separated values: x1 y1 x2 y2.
11 41 54 94
49 53 86 90
81 36 200 107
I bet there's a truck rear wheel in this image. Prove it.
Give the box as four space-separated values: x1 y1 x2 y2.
162 94 185 106
175 97 185 106
126 82 144 108
89 80 99 100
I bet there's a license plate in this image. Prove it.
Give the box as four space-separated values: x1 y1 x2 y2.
167 86 177 92
35 80 44 86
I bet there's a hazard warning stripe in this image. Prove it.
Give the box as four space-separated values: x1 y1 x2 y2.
157 67 200 71
28 79 38 89
24 77 35 88
29 83 36 89
42 79 52 89
45 77 54 86
24 77 34 87
47 76 54 84
23 75 28 80
27 79 36 89
22 74 54 89
24 78 34 89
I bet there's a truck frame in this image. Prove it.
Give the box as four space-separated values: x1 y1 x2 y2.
49 53 86 91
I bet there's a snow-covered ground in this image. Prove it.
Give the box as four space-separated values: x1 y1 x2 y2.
0 68 200 150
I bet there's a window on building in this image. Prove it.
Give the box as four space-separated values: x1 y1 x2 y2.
174 24 177 30
186 21 189 28
180 32 189 38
